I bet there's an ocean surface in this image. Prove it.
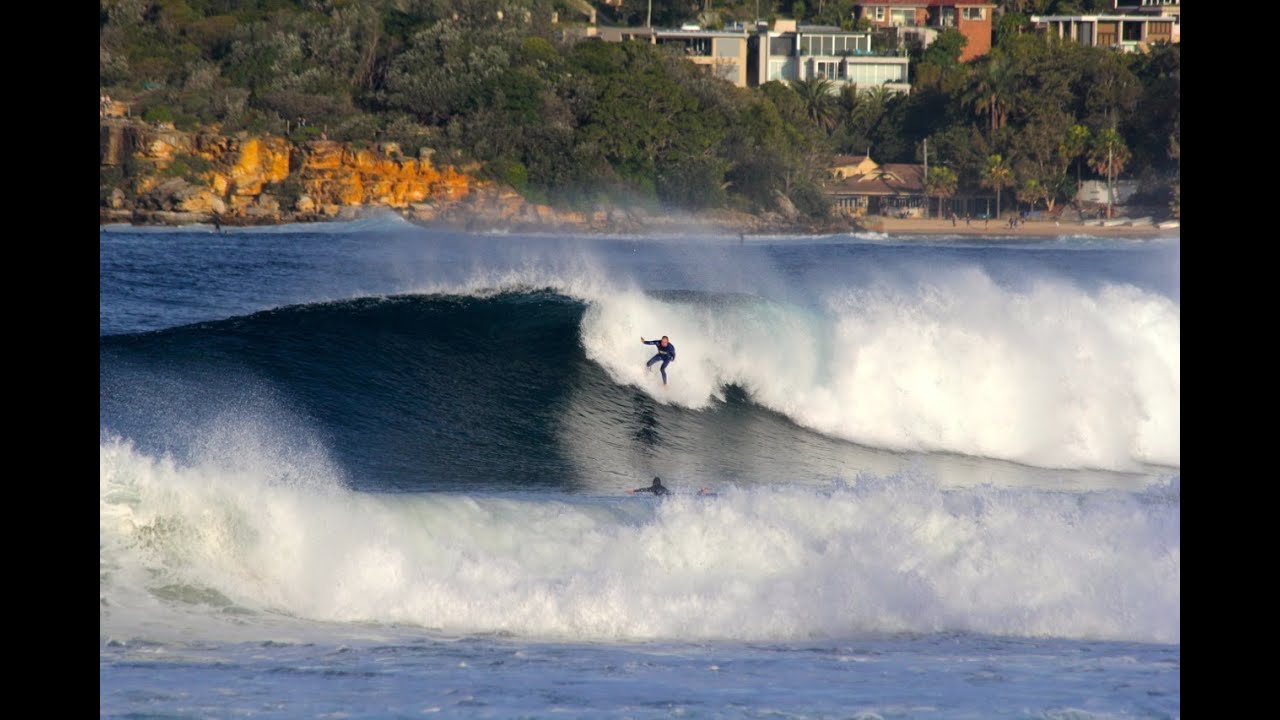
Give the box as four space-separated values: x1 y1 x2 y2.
100 214 1180 718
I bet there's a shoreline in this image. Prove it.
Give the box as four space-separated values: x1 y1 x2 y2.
865 216 1177 238
99 208 1179 239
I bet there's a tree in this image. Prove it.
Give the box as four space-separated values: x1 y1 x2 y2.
382 20 519 125
1059 124 1090 199
920 28 966 70
961 50 1016 142
792 76 837 133
924 166 957 219
1087 127 1131 219
981 153 1013 219
1082 48 1140 130
1016 178 1042 213
1009 109 1076 214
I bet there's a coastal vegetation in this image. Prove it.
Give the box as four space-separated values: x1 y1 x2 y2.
100 0 1180 221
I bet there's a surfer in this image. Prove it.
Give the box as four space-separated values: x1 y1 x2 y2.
641 335 676 385
629 476 670 496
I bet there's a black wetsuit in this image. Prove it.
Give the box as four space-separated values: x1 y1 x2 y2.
643 340 676 384
632 479 669 496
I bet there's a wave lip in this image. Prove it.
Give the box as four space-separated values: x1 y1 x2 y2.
578 274 1178 472
102 275 1178 484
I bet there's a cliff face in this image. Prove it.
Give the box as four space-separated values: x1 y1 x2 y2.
99 120 604 230
100 120 832 234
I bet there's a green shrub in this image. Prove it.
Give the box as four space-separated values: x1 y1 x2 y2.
788 182 831 219
264 177 305 209
160 152 214 183
495 159 529 192
143 105 175 124
288 125 324 143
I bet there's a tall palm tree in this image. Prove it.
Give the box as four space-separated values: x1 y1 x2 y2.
981 153 1013 219
850 85 892 139
962 51 1016 142
1058 124 1090 200
792 76 837 133
925 166 958 219
1087 127 1131 218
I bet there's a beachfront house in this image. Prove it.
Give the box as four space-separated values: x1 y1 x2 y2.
825 155 929 218
751 20 910 94
851 0 996 62
584 19 910 93
654 26 752 87
826 155 1001 218
583 25 753 87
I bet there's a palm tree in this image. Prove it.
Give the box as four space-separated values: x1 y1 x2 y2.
924 166 958 219
1016 178 1042 215
836 83 861 121
962 51 1016 142
1087 127 1131 219
1058 124 1090 201
792 76 837 133
981 154 1013 219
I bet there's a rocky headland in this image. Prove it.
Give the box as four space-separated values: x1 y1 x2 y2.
99 119 855 235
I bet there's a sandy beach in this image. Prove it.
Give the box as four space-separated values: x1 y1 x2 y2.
865 216 1178 237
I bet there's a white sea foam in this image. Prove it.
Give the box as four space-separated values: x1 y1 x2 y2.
100 438 1179 645
576 266 1178 472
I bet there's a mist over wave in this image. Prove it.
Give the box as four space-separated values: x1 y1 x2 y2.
100 437 1179 644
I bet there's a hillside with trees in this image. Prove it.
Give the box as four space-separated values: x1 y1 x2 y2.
100 0 1180 222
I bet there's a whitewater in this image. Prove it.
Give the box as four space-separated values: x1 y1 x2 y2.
101 219 1179 718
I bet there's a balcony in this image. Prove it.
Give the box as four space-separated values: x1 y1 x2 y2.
797 47 904 57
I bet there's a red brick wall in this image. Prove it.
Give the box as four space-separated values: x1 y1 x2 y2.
956 8 992 61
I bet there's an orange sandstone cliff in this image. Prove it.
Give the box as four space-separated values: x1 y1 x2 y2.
99 119 823 234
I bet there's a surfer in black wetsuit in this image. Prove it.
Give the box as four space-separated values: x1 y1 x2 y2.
630 477 669 496
641 335 676 385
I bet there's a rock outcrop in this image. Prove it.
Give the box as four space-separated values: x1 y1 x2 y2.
100 119 857 235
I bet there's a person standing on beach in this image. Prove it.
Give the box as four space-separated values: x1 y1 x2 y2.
641 335 676 385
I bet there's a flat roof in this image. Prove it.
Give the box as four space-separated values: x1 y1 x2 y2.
1031 14 1174 21
653 28 748 37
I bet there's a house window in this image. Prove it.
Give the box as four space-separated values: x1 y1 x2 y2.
962 7 985 20
890 8 915 26
816 60 844 79
872 6 885 21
